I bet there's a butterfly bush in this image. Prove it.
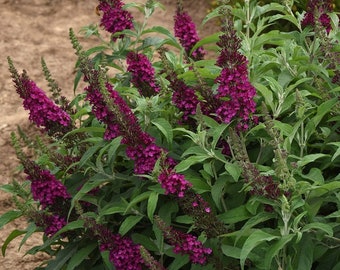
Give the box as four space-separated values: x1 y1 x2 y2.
38 214 67 237
97 0 134 40
126 51 160 96
155 216 212 265
85 218 145 270
302 0 333 33
3 0 340 269
23 160 70 209
214 18 256 130
8 58 72 137
174 2 206 60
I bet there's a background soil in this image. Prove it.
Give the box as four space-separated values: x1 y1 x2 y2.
0 0 216 269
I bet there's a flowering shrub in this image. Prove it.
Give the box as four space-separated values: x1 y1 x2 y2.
1 0 340 269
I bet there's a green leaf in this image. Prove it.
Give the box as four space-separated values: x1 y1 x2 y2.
241 212 276 232
53 220 85 238
224 162 242 182
0 210 22 229
142 26 180 49
2 229 26 256
240 230 278 270
310 181 340 197
328 142 340 162
302 222 333 236
19 222 37 250
185 174 211 192
293 235 314 270
147 192 159 222
300 168 324 184
175 155 210 172
45 243 78 270
132 233 158 251
211 177 226 210
101 250 114 270
218 205 252 224
138 36 165 50
100 205 126 216
119 215 144 236
73 69 83 93
174 215 193 224
201 6 224 26
78 140 106 168
254 83 274 112
273 120 293 137
168 253 190 270
221 244 242 259
297 154 329 168
325 210 340 219
66 242 97 270
211 123 229 149
85 45 108 56
65 126 105 137
190 32 221 54
107 136 123 163
125 191 153 213
151 118 173 146
312 98 338 127
269 14 300 29
264 234 295 269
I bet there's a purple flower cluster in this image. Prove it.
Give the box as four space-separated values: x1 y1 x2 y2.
174 7 205 60
100 234 144 270
302 0 333 34
13 72 71 133
84 71 165 175
24 161 70 209
126 143 162 175
192 194 211 213
33 212 67 237
248 174 281 200
42 214 67 237
215 65 256 129
126 51 160 96
172 232 212 264
158 168 192 198
242 162 281 204
85 80 122 140
98 0 134 40
85 219 145 270
214 22 256 129
167 74 201 123
156 216 211 265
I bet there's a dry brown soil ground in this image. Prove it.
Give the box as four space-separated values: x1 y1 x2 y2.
0 0 216 269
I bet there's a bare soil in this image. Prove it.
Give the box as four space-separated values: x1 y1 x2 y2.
0 0 216 268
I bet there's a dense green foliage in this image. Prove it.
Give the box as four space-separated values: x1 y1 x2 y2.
1 0 340 269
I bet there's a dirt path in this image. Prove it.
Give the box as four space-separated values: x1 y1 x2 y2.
0 0 215 268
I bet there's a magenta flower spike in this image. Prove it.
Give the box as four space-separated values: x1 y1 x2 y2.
100 234 144 270
41 214 67 237
215 65 256 129
84 79 122 140
24 161 70 209
302 0 333 33
12 71 72 135
86 219 145 270
158 168 193 198
126 143 163 175
169 76 200 123
214 20 256 130
174 3 205 60
126 51 160 97
97 0 134 40
156 216 212 265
